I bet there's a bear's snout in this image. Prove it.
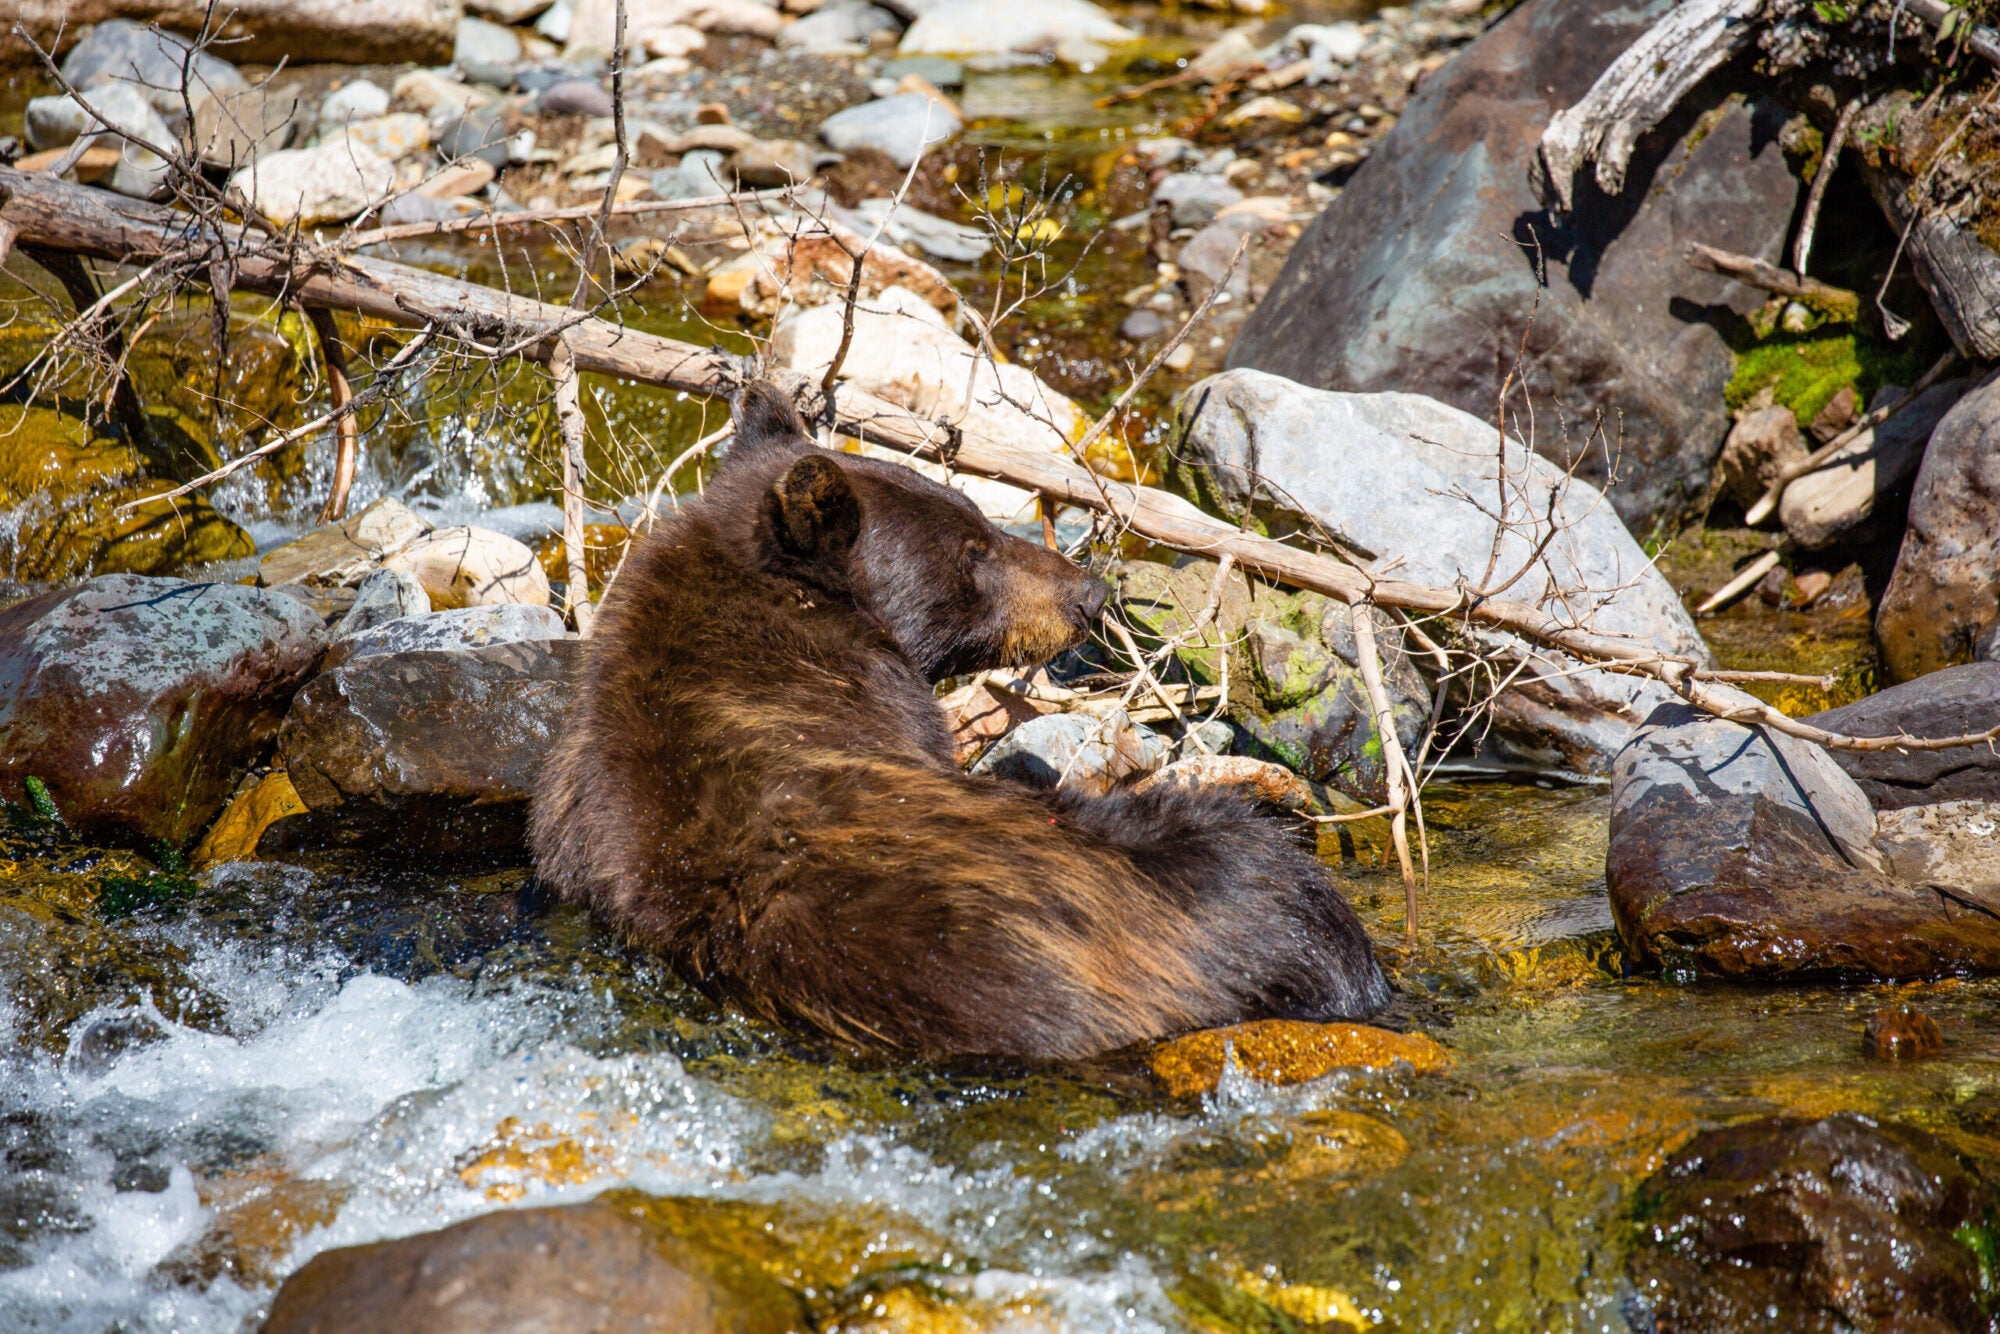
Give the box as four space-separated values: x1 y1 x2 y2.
1073 577 1110 627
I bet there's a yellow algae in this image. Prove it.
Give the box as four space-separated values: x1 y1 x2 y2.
456 1113 638 1201
1235 1270 1373 1329
190 772 307 870
172 1161 346 1286
1150 1020 1449 1097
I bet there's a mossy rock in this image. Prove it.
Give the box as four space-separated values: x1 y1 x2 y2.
0 405 253 580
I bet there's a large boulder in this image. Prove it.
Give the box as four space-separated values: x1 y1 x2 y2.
274 640 580 852
898 0 1135 58
1226 0 1803 534
1874 369 2000 682
1805 663 2000 809
1605 696 2000 978
1175 370 1708 773
0 575 327 846
264 1204 801 1334
1629 1114 1996 1334
55 18 244 117
9 0 461 67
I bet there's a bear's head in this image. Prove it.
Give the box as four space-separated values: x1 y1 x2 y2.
727 381 1109 681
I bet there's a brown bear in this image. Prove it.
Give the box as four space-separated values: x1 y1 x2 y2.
529 381 1389 1059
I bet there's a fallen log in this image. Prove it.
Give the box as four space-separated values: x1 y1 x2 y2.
5 167 1996 757
8 0 460 66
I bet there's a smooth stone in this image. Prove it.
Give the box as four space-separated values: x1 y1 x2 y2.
899 0 1135 56
0 576 326 846
317 78 391 132
1120 307 1169 340
779 0 899 51
840 196 989 261
344 112 432 161
1861 1004 1945 1060
879 55 963 87
538 77 616 117
455 15 525 84
1150 1020 1449 1098
59 18 243 118
1175 369 1709 773
730 137 817 187
263 1203 801 1334
1714 402 1806 510
229 138 398 225
275 640 582 853
332 567 432 639
1177 211 1262 304
537 0 577 40
470 0 556 21
819 92 960 168
1874 368 2000 681
258 497 433 589
1228 0 1804 534
329 604 567 665
1806 663 2000 808
1628 1114 1994 1333
970 709 1169 793
1152 171 1243 229
24 82 174 197
189 83 305 170
1779 378 1967 550
383 525 552 609
436 106 514 168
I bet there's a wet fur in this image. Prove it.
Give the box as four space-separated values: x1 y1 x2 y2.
530 382 1389 1059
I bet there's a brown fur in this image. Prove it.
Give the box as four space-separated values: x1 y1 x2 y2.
529 382 1389 1059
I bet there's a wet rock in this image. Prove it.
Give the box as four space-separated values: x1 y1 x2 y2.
970 709 1169 794
329 604 567 665
1605 697 2000 979
263 1202 800 1334
1176 369 1708 774
275 640 581 853
819 91 960 168
774 284 1083 454
780 0 899 51
1713 403 1806 511
1229 0 1805 534
1806 663 2000 808
58 19 243 118
898 0 1135 57
536 77 615 117
0 575 326 846
454 16 524 84
1863 1004 1944 1060
383 525 553 609
1150 1020 1450 1098
1875 370 2000 682
1628 1114 1995 1334
258 496 432 589
333 567 432 638
229 138 397 225
189 770 307 869
1152 172 1242 229
1780 379 1967 551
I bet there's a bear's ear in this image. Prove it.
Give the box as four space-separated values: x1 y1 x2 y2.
732 380 809 454
770 453 860 562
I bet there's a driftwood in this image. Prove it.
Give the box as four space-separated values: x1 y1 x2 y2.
1535 0 1763 211
8 0 459 65
1861 161 2000 361
1683 241 1860 323
7 167 2000 758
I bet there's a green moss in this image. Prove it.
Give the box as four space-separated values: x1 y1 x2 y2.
1723 327 1931 432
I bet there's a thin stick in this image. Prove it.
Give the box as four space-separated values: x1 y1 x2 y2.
1352 602 1419 942
549 336 594 636
1695 548 1781 616
1684 241 1858 321
306 305 358 522
340 188 794 250
1793 99 1857 274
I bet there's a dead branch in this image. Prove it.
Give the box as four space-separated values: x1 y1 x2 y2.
1695 547 1781 616
1683 241 1859 323
1793 98 1857 275
305 306 357 523
548 336 595 636
1352 601 1420 940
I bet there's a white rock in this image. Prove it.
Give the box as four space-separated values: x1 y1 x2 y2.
392 69 493 122
566 0 782 54
774 284 1084 460
819 92 960 167
638 22 708 56
343 113 433 161
455 16 526 81
1286 21 1366 66
1778 379 1968 550
899 0 1135 55
317 79 392 133
781 0 900 50
537 0 577 41
384 526 553 608
470 0 556 21
230 138 398 225
336 604 568 659
259 497 433 589
842 197 990 262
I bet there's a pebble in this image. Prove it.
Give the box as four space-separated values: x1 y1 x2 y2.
538 78 616 118
1153 172 1244 228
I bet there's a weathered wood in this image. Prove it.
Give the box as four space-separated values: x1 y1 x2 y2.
8 0 460 66
1683 241 1859 322
1862 162 2000 362
1903 0 2000 68
1536 0 1763 212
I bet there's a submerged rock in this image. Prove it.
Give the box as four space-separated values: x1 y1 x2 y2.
0 576 326 846
189 770 307 870
264 1203 801 1334
1605 696 2000 979
1874 369 2000 682
1227 0 1804 533
1150 1020 1450 1098
1806 663 2000 808
1175 369 1708 774
1628 1114 1996 1334
275 640 580 852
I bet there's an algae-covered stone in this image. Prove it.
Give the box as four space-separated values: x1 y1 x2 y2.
0 405 253 581
0 575 327 846
1150 1019 1450 1097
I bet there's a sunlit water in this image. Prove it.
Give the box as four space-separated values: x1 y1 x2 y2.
3 785 1996 1332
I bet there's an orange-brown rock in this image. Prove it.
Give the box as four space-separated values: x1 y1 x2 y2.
1863 1004 1944 1060
1150 1019 1448 1097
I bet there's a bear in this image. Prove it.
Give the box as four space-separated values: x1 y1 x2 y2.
529 381 1390 1060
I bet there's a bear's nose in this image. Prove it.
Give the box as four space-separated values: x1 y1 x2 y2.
1076 578 1110 622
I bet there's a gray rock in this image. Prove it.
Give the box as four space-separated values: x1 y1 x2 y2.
59 19 243 119
316 79 390 134
731 138 818 188
537 78 615 118
436 105 513 168
1874 369 2000 682
275 640 581 853
841 196 989 261
1228 0 1804 534
879 54 963 86
780 0 900 52
653 149 728 198
1177 212 1261 304
24 82 174 197
972 710 1169 792
820 92 960 168
1806 663 2000 809
332 604 567 663
190 83 306 170
1176 368 1709 773
1152 172 1242 229
0 575 327 846
333 568 432 639
455 16 525 84
536 0 576 42
1120 308 1168 340
1779 379 1968 550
